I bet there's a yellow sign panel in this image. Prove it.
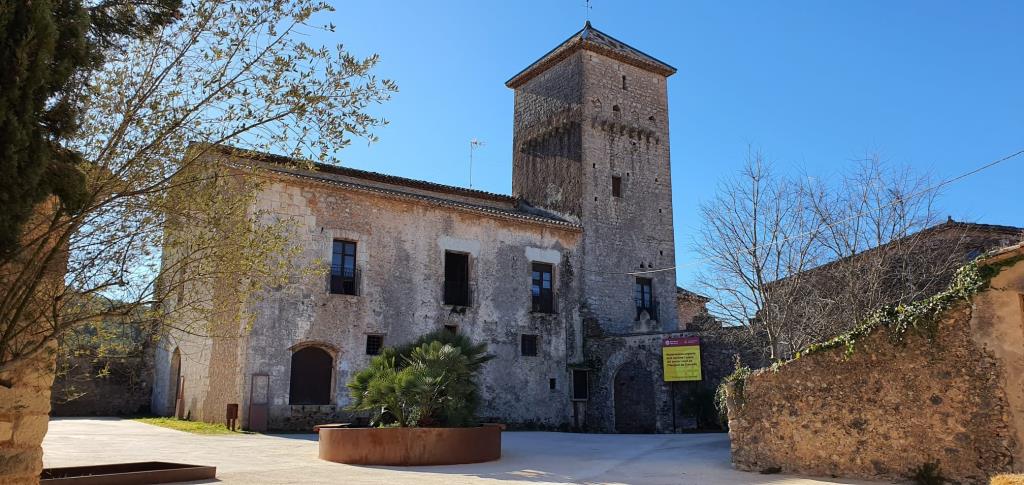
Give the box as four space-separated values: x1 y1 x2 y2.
662 337 702 382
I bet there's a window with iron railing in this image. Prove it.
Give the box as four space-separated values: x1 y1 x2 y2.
531 262 555 313
329 240 359 295
635 277 658 320
365 334 383 356
443 251 471 306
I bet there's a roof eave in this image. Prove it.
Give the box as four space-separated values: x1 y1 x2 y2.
506 42 676 89
505 23 676 89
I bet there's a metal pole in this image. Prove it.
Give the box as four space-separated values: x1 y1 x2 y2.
670 382 677 432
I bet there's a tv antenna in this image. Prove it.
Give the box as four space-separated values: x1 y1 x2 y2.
469 138 485 188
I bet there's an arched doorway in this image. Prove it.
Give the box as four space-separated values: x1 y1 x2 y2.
614 360 656 433
289 346 333 405
168 348 183 418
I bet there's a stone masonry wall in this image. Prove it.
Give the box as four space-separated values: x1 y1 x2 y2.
51 355 152 416
511 50 678 336
579 51 677 335
726 288 1022 483
0 346 55 485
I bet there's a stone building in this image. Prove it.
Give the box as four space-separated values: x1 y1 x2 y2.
153 22 727 432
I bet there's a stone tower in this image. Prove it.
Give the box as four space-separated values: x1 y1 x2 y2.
507 22 679 335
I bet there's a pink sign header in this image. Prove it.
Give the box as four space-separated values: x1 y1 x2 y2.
663 336 700 347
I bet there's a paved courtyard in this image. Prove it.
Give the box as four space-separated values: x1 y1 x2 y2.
43 418 876 484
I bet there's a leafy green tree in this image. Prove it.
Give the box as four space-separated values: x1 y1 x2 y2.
1 2 393 482
0 0 179 258
0 0 395 372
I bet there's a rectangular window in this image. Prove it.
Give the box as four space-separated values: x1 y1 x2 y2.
330 240 358 295
521 334 538 356
444 324 458 334
611 176 622 197
635 277 655 318
443 251 470 306
531 263 554 313
549 378 557 390
572 369 589 400
365 335 383 356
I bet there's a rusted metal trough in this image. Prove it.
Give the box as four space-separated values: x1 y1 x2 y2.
41 462 216 484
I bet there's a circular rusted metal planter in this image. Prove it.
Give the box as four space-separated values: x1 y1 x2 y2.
318 424 502 466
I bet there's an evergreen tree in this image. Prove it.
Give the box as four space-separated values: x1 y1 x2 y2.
0 0 179 257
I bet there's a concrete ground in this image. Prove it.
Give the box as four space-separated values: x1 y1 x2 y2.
43 418 879 485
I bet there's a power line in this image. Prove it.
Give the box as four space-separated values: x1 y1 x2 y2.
586 147 1024 276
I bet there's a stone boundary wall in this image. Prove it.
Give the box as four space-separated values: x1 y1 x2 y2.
0 346 56 485
51 355 152 416
726 304 1018 484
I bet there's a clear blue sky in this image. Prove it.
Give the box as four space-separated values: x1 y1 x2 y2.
320 1 1024 288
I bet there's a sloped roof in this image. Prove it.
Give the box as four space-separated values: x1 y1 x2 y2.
506 21 677 88
676 286 710 301
767 218 1024 286
200 144 581 230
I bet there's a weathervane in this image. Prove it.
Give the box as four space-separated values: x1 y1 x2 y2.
583 0 592 22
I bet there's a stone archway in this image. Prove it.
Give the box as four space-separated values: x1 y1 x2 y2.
613 360 656 433
289 346 333 405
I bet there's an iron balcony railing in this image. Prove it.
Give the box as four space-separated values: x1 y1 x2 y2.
531 292 558 314
327 266 361 296
635 297 659 321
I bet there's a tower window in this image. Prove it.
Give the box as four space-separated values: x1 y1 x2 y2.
612 105 620 112
572 369 589 400
635 277 655 319
549 378 557 390
612 176 622 197
622 75 627 90
365 335 384 355
521 334 539 356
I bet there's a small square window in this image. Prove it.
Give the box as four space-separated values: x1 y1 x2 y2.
521 334 538 356
572 369 589 400
365 335 384 355
612 176 622 197
444 324 458 334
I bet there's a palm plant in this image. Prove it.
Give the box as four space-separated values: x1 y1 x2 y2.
346 334 492 427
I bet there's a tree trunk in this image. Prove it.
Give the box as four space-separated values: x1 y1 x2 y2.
0 343 56 485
